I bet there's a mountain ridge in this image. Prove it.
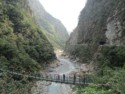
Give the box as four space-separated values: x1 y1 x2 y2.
27 0 69 49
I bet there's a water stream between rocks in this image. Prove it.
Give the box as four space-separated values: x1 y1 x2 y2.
32 56 78 94
49 58 77 94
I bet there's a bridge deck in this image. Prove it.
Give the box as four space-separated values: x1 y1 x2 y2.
0 69 93 85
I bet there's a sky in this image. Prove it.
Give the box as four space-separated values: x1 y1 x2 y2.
39 0 87 33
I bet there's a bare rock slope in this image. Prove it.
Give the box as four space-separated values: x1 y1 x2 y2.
66 0 125 63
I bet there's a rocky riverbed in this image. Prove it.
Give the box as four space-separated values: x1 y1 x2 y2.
31 50 91 94
31 56 77 94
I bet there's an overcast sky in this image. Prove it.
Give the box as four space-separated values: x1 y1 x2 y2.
39 0 87 33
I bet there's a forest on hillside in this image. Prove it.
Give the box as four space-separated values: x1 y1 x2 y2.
28 0 69 49
0 0 56 93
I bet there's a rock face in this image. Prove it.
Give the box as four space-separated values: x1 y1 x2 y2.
27 0 69 49
67 0 125 46
66 0 125 63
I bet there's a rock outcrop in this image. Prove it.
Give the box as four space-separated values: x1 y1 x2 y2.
67 0 125 46
66 0 125 63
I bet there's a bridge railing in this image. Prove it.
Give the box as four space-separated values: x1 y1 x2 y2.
0 68 94 85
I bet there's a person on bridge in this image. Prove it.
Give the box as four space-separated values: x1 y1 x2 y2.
57 74 60 80
74 74 76 84
63 74 65 82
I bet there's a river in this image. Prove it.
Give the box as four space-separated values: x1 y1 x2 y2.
32 56 78 94
48 57 77 94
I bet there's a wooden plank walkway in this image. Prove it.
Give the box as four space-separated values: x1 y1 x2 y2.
0 69 93 85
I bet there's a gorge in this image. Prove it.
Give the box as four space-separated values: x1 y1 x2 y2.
0 0 125 94
66 0 125 94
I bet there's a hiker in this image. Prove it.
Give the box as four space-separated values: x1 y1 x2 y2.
57 74 60 80
74 74 76 84
79 75 81 83
83 76 87 84
63 74 65 81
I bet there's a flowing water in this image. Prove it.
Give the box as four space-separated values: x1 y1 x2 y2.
32 56 78 94
48 57 77 94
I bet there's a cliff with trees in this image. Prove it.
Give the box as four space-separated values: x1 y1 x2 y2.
66 0 125 93
28 0 69 49
0 0 56 93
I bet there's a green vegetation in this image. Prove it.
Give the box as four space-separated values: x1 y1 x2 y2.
77 84 111 94
28 0 69 49
98 46 125 68
66 45 94 63
38 17 69 49
76 46 125 94
95 46 125 94
0 0 56 93
66 0 125 93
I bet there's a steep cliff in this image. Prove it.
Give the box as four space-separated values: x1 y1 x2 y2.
68 0 125 46
0 0 56 93
66 1 125 93
27 0 69 49
66 0 125 63
0 0 56 71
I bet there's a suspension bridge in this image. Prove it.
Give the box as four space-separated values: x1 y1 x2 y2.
0 69 94 85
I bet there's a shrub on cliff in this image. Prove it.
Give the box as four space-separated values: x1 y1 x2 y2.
0 0 56 93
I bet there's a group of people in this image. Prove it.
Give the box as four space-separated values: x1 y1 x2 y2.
43 73 89 84
55 74 77 83
55 74 89 84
